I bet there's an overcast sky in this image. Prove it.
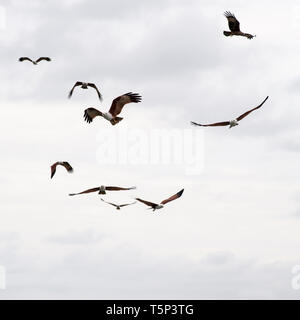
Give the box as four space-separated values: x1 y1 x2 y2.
1 0 300 299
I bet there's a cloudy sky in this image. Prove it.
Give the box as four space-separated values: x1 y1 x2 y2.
1 0 300 299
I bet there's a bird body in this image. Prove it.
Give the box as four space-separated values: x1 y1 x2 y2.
103 112 114 121
153 204 164 210
99 185 106 194
229 120 239 128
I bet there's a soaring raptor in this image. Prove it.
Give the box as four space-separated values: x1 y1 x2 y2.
69 185 136 196
223 11 255 39
84 92 142 126
68 82 103 101
136 189 184 212
19 57 51 65
191 96 269 129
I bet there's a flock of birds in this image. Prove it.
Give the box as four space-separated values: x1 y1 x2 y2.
20 12 268 212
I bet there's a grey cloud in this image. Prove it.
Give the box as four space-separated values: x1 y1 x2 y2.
45 229 106 245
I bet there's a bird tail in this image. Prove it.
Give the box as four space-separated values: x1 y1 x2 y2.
244 33 256 39
110 117 123 125
223 31 232 37
98 190 106 195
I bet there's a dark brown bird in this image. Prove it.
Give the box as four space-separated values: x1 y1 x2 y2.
136 189 184 211
84 92 142 126
223 11 255 39
191 96 269 129
19 57 51 65
69 185 136 196
101 198 137 210
51 162 73 179
68 82 103 101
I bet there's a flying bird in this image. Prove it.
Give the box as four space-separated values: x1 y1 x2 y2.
68 82 103 101
100 198 136 210
69 185 136 196
84 92 142 126
135 189 184 212
51 161 73 179
223 11 255 39
191 96 269 129
19 57 51 65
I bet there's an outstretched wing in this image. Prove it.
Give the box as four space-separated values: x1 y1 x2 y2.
109 92 142 117
236 96 269 121
50 162 58 179
161 189 184 205
19 57 34 63
84 108 103 123
224 11 240 32
135 198 158 208
36 57 51 63
100 198 118 207
105 186 136 191
61 162 73 173
87 83 103 101
69 187 100 196
119 202 137 208
68 81 83 98
191 121 230 127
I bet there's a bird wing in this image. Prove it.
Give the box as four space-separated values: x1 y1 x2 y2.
224 11 240 32
191 121 230 127
69 187 100 196
61 162 73 173
87 83 103 101
108 92 142 117
236 96 269 121
36 57 51 63
19 57 34 63
105 186 136 191
68 81 83 98
135 198 158 208
119 202 137 207
84 108 103 123
50 162 58 179
100 198 118 207
161 189 184 205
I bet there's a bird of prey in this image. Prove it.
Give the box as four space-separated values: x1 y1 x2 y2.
68 82 103 101
223 11 255 39
191 96 269 129
100 198 136 210
19 57 51 65
51 161 73 179
69 185 136 196
135 189 184 211
84 92 142 126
